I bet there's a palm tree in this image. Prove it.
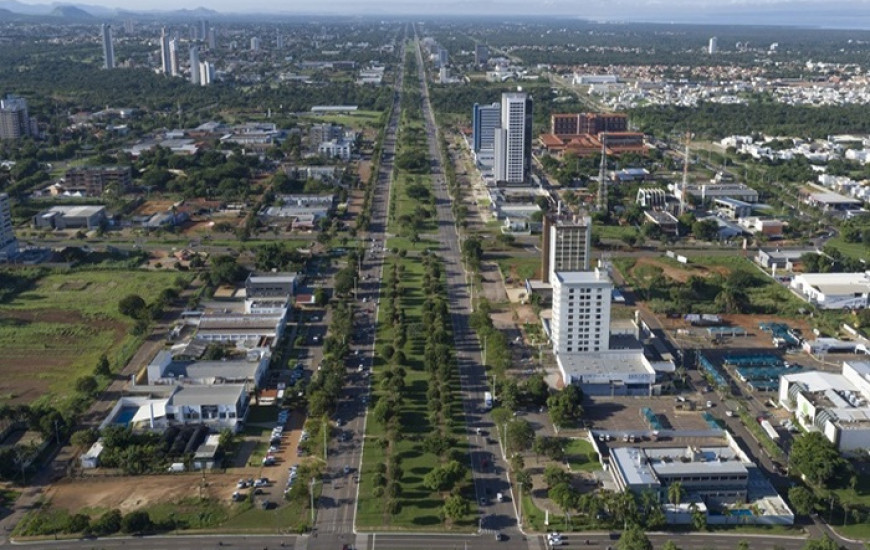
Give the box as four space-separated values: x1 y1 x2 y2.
668 482 685 507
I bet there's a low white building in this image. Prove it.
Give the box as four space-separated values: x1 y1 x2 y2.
790 271 870 309
779 360 870 454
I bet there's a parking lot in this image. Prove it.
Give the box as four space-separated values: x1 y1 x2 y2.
585 395 714 433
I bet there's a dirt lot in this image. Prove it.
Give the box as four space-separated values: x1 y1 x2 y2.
630 256 728 284
46 473 237 514
132 200 177 217
585 395 712 433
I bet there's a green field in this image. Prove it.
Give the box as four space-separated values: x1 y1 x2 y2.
356 239 474 530
0 269 183 409
299 110 384 131
496 255 540 282
564 439 601 473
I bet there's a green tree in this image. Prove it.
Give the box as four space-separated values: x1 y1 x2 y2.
690 503 707 530
75 375 98 395
789 432 846 488
89 509 122 536
662 542 681 550
516 469 533 491
505 419 534 454
120 510 153 534
442 494 469 523
94 354 111 377
617 523 653 550
547 385 584 428
692 219 720 241
70 429 98 450
668 481 685 506
802 536 843 550
788 486 817 517
549 482 577 513
117 294 146 319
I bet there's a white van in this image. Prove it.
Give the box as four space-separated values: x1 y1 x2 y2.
496 492 504 502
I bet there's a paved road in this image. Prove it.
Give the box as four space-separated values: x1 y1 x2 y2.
307 35 406 550
411 28 519 538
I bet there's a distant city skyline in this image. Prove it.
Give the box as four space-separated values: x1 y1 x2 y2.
4 0 870 28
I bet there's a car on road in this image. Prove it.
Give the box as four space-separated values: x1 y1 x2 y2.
494 532 503 541
479 497 487 506
344 465 351 475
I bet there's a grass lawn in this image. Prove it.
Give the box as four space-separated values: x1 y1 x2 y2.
0 269 183 410
594 225 639 241
835 522 870 540
564 439 601 472
299 110 384 131
825 236 869 261
357 245 474 530
496 256 540 281
827 473 870 508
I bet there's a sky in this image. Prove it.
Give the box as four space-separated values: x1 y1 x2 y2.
7 0 870 28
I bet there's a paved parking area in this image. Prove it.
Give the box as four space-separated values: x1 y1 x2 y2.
585 395 712 432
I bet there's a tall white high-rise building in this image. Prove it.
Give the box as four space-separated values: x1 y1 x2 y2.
493 91 532 183
708 36 719 54
189 46 200 85
199 61 214 86
251 37 260 51
169 39 179 77
160 28 171 75
0 95 36 140
551 269 613 355
101 24 115 69
0 193 19 260
276 31 283 49
543 214 592 283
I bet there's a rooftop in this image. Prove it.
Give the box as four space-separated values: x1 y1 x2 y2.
168 384 246 407
557 349 654 379
554 270 613 285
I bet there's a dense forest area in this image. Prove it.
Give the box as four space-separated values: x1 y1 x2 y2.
631 100 870 139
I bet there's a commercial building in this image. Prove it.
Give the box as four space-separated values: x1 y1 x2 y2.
472 102 500 153
195 312 288 347
609 439 793 525
493 92 532 184
101 24 115 69
678 183 759 203
0 95 37 140
738 217 786 238
636 187 668 209
100 384 250 431
33 205 107 230
755 247 817 272
160 28 172 75
199 61 214 86
539 132 646 158
318 139 353 160
310 123 344 144
551 269 613 355
189 46 200 85
169 38 180 77
63 166 131 196
146 347 270 387
245 272 297 299
708 36 719 54
251 37 260 51
779 361 870 454
790 271 870 309
541 213 592 283
474 44 489 65
550 112 628 137
714 197 753 219
0 193 18 259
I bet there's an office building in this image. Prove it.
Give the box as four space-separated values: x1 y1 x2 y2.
0 95 36 140
779 360 870 454
207 28 216 50
550 112 628 137
200 20 209 41
169 39 180 77
472 102 500 153
551 269 612 355
33 205 107 230
159 28 171 75
542 214 592 283
708 36 718 54
0 193 18 260
474 44 489 65
101 24 115 69
276 31 283 49
493 92 532 184
251 37 260 51
189 46 200 85
437 47 448 67
199 61 214 86
64 166 132 196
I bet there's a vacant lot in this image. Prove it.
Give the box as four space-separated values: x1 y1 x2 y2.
0 270 180 409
